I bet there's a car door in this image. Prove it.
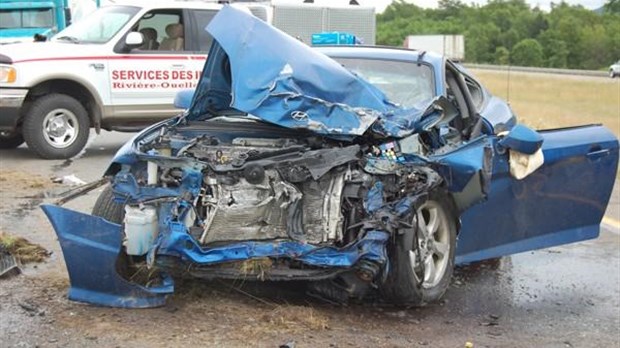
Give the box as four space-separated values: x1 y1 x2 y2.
108 9 203 124
451 68 619 264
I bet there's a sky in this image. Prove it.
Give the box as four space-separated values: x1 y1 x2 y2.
272 0 606 13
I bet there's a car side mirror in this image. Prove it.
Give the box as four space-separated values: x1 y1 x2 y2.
174 89 195 109
125 32 144 48
498 124 543 155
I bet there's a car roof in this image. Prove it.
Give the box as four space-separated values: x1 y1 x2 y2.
315 45 445 70
106 0 225 11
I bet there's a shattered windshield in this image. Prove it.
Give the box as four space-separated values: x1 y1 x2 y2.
52 5 139 44
333 58 435 109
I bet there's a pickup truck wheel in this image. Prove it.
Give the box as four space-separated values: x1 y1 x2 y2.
92 185 125 224
23 94 90 159
0 131 24 149
381 191 457 306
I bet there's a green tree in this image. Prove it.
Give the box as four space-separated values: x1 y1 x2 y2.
510 38 544 66
376 0 618 69
604 0 620 14
494 46 510 65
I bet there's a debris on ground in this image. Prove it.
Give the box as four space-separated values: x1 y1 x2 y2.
50 174 87 186
242 305 330 336
0 244 20 278
0 232 51 264
0 170 57 191
18 300 46 317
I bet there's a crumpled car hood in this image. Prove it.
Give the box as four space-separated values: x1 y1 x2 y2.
187 6 435 139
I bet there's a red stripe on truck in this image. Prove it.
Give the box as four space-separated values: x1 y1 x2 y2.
13 55 207 64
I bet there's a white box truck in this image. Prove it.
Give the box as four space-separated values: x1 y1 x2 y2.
273 3 376 45
403 35 464 61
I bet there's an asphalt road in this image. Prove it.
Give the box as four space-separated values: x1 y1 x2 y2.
0 131 619 347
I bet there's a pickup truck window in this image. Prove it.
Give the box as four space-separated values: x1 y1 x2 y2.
52 6 139 44
135 11 183 51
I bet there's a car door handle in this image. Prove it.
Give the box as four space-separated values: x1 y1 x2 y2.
586 148 610 160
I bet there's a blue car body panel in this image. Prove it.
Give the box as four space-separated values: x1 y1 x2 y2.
42 203 389 308
41 204 173 308
189 6 445 139
456 125 619 263
157 225 389 268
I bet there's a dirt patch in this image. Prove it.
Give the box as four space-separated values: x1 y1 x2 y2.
243 304 330 336
0 169 56 192
0 232 51 264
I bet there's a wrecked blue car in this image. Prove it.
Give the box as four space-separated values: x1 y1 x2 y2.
43 6 619 308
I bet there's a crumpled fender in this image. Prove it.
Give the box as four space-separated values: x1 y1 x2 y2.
41 204 173 308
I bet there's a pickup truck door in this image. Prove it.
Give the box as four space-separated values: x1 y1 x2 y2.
108 9 209 124
455 125 619 264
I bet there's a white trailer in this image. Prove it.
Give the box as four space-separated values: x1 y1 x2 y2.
272 3 376 45
403 35 464 61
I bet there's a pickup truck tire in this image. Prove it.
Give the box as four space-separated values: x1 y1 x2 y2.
380 191 457 306
23 94 90 159
0 131 24 149
92 185 125 224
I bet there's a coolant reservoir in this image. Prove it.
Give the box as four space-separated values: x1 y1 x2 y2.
123 206 159 255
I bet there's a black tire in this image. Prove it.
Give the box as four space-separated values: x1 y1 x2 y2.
380 191 457 306
92 185 125 223
22 94 90 159
610 70 615 78
0 130 24 149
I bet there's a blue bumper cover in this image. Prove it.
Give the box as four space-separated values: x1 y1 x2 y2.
41 204 173 308
42 204 389 308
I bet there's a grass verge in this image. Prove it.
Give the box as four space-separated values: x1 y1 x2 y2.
470 70 620 137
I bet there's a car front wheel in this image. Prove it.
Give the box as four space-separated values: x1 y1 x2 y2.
23 94 90 159
611 70 617 78
381 191 457 306
92 185 125 223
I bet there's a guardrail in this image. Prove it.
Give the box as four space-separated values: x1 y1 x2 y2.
462 63 608 77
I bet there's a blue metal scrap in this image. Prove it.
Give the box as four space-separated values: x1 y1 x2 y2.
190 6 442 140
42 203 390 307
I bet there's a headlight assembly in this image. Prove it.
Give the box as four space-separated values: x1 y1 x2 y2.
0 66 16 83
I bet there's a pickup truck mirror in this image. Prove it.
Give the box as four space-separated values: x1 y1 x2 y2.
174 89 195 109
125 32 144 48
498 124 543 155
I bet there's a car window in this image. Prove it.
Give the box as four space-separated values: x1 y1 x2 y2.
0 8 54 29
463 75 484 111
190 9 218 52
333 57 434 109
52 6 139 44
134 10 184 51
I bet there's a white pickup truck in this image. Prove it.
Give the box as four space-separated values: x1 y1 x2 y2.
0 1 269 159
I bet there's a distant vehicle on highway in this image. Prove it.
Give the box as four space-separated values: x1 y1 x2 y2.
402 35 465 61
610 60 620 78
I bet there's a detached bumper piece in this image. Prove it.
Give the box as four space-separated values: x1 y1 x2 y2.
42 205 173 308
43 204 390 308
